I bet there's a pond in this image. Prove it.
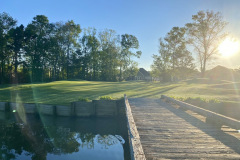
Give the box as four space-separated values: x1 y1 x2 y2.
0 112 130 160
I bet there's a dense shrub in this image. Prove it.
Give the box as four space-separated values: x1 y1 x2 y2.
78 97 91 102
99 96 113 100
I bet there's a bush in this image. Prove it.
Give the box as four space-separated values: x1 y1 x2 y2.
171 96 220 107
208 99 220 103
99 96 113 100
78 97 91 102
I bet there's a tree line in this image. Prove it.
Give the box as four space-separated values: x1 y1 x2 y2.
151 10 227 81
0 12 141 84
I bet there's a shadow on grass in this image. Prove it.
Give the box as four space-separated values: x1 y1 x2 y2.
0 80 181 105
0 80 183 106
184 78 228 85
131 85 180 98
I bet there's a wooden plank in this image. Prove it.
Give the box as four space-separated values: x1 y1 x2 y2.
56 105 73 116
0 102 6 111
73 101 94 117
94 100 117 117
23 103 37 113
124 95 146 160
129 98 240 160
161 95 240 130
38 104 55 115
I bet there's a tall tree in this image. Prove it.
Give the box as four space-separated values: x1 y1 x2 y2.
120 34 141 81
46 23 62 81
165 27 195 79
81 28 100 80
98 29 120 81
185 10 227 77
8 24 25 83
151 27 195 81
25 15 50 82
0 12 17 84
151 38 172 81
58 20 81 79
0 12 143 83
123 61 139 80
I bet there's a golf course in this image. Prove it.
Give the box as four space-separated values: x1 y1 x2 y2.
0 78 239 107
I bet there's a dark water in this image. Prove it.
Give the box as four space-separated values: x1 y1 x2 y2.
0 112 130 160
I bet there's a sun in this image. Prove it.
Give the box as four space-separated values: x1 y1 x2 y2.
218 37 240 57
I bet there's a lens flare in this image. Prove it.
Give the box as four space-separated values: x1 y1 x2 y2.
218 37 240 57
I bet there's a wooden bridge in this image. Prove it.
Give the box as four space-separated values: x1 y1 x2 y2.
125 96 240 160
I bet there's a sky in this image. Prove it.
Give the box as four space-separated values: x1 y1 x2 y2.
1 0 240 70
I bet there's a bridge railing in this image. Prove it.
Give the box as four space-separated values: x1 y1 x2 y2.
161 95 240 130
124 94 146 160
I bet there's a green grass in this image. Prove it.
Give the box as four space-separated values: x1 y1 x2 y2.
0 78 239 106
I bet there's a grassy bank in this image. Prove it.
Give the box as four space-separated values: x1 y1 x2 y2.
0 78 239 106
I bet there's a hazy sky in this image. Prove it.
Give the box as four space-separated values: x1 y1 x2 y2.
1 0 240 70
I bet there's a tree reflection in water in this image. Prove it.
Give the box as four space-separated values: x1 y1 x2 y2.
0 113 130 160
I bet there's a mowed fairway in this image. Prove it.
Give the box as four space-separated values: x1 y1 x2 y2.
0 79 240 106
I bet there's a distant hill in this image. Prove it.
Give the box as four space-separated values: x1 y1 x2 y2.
205 65 240 81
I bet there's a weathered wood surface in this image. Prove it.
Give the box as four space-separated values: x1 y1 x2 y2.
93 100 117 117
56 105 74 116
0 100 125 117
124 95 146 160
128 98 240 160
0 102 6 111
161 95 240 130
38 104 55 115
73 101 94 117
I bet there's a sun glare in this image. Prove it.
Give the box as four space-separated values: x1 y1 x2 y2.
218 37 240 57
